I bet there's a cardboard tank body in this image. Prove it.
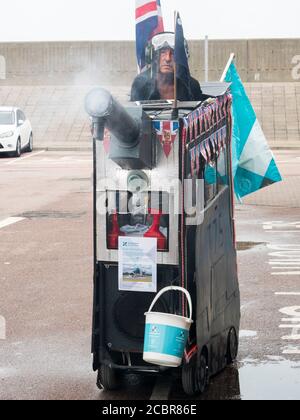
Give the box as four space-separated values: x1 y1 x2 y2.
85 83 241 396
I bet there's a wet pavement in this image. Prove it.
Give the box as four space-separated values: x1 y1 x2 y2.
0 150 299 400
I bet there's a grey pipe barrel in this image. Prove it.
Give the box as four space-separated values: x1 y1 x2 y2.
85 88 140 147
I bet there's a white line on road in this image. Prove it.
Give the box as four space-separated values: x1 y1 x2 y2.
0 217 25 230
283 347 300 355
272 272 300 276
270 263 300 266
5 150 46 166
0 315 6 340
266 231 300 234
281 319 300 322
275 293 300 296
8 160 92 166
279 325 300 329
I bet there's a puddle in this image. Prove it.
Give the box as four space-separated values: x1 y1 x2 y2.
16 211 86 220
238 359 300 400
240 330 258 338
171 358 300 400
236 242 267 251
0 367 18 379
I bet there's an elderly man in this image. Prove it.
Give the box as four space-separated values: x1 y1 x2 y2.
131 32 204 102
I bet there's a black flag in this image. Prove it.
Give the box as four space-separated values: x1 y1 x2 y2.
174 12 191 95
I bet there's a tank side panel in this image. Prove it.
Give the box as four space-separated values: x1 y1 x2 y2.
195 187 240 374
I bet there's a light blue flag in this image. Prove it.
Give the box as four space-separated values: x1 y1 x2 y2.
225 62 282 199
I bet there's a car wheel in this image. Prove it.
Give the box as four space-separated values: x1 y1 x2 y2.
26 133 33 153
14 138 21 158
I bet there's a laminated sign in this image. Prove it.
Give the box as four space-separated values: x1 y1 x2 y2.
118 237 157 293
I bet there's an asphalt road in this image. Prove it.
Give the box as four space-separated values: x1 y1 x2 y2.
0 150 299 400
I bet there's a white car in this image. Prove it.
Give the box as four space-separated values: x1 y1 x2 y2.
0 107 33 157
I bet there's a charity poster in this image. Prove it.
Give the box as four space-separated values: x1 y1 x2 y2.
118 237 157 293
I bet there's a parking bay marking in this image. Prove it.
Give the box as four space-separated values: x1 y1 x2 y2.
5 150 46 166
3 157 92 166
0 217 25 230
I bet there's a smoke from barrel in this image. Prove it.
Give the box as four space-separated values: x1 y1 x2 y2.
85 88 140 147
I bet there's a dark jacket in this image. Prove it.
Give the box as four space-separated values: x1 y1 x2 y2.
130 69 205 102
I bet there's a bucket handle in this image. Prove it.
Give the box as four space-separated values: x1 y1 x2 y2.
148 286 193 322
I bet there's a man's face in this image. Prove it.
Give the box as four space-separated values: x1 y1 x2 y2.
159 48 175 74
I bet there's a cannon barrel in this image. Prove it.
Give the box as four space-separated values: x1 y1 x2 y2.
85 88 140 147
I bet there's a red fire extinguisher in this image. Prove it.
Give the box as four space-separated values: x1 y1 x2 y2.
144 209 167 251
108 211 121 250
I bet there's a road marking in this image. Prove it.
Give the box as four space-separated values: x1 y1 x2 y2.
279 307 300 343
272 272 300 276
266 231 300 234
150 376 172 401
5 150 46 166
0 316 6 340
9 160 92 166
281 318 300 322
267 244 300 276
283 346 300 355
0 217 25 230
280 307 300 317
282 335 300 340
1 158 92 168
271 261 300 263
264 221 300 355
270 264 300 267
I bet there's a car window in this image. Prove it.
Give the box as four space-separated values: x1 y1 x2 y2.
0 112 15 125
17 110 26 125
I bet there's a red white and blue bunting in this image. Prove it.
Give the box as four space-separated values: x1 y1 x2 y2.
189 126 228 176
185 94 232 177
184 94 232 174
183 94 232 147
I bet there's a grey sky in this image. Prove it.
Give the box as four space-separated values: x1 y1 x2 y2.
0 0 299 42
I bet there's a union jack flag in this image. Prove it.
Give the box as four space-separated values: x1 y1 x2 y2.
154 120 179 158
136 0 164 71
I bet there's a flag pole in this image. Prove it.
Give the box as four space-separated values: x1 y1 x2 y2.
172 11 179 119
204 35 209 82
220 53 235 82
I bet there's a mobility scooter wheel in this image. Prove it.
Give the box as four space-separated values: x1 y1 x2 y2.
97 364 120 391
227 328 239 365
182 353 208 396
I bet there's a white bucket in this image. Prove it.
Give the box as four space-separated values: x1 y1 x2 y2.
143 286 193 368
